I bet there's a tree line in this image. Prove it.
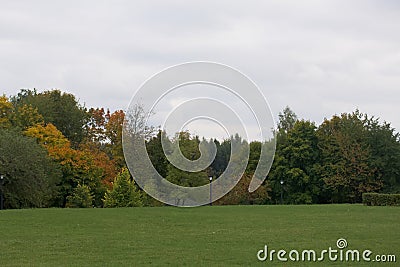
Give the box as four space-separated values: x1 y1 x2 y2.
0 89 399 208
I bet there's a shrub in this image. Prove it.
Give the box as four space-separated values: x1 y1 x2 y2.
362 193 400 206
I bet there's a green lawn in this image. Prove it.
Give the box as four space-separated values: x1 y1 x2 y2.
0 205 398 266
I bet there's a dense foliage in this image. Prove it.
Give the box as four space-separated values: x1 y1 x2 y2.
1 89 400 208
103 168 144 207
362 193 400 206
0 128 61 208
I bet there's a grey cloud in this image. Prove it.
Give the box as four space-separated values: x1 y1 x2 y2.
1 0 399 134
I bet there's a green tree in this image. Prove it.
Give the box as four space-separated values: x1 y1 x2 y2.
278 106 298 134
66 184 93 208
210 139 231 177
164 132 210 206
364 116 400 193
103 168 144 207
269 120 322 204
12 89 88 145
317 111 382 203
166 132 209 188
0 128 61 208
216 173 270 205
246 141 262 174
146 130 169 178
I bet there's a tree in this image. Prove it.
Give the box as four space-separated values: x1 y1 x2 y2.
87 105 156 170
0 95 13 128
52 147 109 207
25 123 113 207
86 107 108 144
210 139 231 177
12 89 88 145
105 110 125 168
0 128 61 208
278 106 298 134
66 184 93 208
124 103 156 139
165 132 209 188
12 104 44 129
146 130 169 178
246 141 262 174
216 173 270 205
103 168 144 207
268 120 322 204
162 132 212 206
364 116 400 193
25 123 70 148
317 111 382 203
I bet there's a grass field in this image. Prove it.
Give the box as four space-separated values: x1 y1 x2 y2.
0 205 398 266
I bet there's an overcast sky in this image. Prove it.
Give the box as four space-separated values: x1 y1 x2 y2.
1 0 399 139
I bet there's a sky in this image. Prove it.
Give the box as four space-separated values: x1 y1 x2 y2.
1 0 399 140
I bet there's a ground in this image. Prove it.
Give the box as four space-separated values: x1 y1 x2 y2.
0 205 398 266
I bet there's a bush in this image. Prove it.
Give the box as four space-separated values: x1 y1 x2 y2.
362 193 400 206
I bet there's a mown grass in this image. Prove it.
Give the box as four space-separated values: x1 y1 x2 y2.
0 205 398 266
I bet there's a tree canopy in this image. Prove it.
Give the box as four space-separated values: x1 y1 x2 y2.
0 128 61 208
1 88 400 208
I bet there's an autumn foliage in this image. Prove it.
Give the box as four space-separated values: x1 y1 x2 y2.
1 90 400 208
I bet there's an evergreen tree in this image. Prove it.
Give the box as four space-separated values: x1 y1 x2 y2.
103 168 143 207
66 184 93 208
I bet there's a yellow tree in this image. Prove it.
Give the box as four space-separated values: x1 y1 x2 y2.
25 123 70 148
13 104 44 129
25 123 117 207
0 95 13 128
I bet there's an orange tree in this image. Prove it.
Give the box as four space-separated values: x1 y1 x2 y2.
25 123 117 207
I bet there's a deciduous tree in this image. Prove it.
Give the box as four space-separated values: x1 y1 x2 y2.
0 95 13 128
12 89 88 145
269 120 322 204
0 128 61 208
317 111 382 203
